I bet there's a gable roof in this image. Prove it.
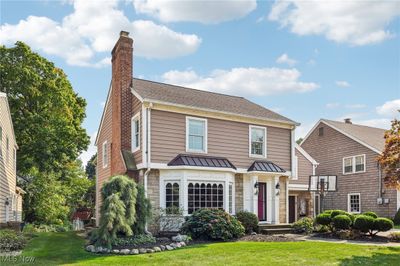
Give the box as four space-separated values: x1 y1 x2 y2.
295 144 318 165
132 78 298 126
301 119 387 154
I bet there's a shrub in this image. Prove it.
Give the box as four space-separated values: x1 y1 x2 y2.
292 217 314 234
22 223 39 235
315 213 331 226
113 234 156 248
332 215 352 230
394 208 400 225
181 209 245 241
323 210 333 215
236 211 259 234
330 210 348 219
389 232 400 242
353 215 375 234
133 185 152 235
363 212 378 219
374 218 394 232
0 229 27 251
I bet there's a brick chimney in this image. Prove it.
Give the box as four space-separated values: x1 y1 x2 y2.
344 118 352 124
111 31 133 175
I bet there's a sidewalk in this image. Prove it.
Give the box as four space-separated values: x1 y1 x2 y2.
302 233 400 247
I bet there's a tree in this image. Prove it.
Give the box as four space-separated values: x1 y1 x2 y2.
85 154 97 180
296 138 303 144
378 118 400 189
0 42 90 175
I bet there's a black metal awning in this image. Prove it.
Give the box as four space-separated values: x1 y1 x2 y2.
168 154 236 169
248 161 285 173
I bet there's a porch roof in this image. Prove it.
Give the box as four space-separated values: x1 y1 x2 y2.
168 154 237 169
247 161 285 173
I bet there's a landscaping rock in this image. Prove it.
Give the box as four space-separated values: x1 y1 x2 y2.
130 249 139 255
166 245 174 251
86 245 95 252
172 234 189 242
175 243 182 248
112 249 120 254
157 237 170 242
95 246 105 253
147 249 155 253
160 245 166 251
153 246 161 252
120 249 130 255
251 232 257 235
180 241 186 247
139 248 147 254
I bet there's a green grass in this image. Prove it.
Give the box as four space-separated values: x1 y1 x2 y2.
4 232 400 266
394 225 400 229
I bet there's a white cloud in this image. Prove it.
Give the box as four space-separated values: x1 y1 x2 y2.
336 80 350 87
161 67 318 97
0 0 201 66
376 99 400 118
268 0 400 46
276 53 297 66
79 131 97 166
296 121 315 139
337 112 365 121
133 0 257 24
326 102 340 109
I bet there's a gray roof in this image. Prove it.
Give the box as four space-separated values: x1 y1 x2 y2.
132 78 297 125
248 161 286 173
168 154 236 169
322 119 387 152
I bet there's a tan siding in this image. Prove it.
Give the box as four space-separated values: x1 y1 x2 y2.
132 95 142 164
151 110 291 170
291 148 314 186
301 122 398 217
0 96 19 223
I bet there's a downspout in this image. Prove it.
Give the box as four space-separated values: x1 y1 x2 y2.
144 103 152 234
378 163 382 199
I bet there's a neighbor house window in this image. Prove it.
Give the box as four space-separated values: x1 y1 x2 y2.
348 193 361 213
186 117 207 153
102 141 108 168
343 155 366 174
188 182 223 214
165 182 179 214
318 127 324 136
249 126 266 157
131 114 140 152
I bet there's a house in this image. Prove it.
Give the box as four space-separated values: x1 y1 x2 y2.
288 144 318 222
300 118 400 218
0 92 23 225
95 31 299 228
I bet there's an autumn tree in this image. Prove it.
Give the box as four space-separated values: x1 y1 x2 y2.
378 118 400 189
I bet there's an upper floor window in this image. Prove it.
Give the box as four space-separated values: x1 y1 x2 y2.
343 154 365 174
131 114 140 152
102 141 108 168
186 117 207 153
249 126 266 157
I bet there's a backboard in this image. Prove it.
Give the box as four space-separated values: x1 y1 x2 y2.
309 175 337 192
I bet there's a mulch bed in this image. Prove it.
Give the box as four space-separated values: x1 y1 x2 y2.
312 232 392 243
113 237 172 249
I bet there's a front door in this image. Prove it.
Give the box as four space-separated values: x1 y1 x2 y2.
289 196 296 223
257 182 267 221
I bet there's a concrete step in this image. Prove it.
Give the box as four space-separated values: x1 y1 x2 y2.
261 228 293 235
259 223 292 229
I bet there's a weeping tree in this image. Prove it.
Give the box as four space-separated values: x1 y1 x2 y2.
133 185 152 235
95 175 137 248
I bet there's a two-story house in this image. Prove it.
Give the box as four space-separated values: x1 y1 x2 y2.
0 92 23 225
301 118 400 218
95 32 299 227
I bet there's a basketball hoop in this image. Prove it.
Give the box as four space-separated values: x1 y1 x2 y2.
309 175 337 212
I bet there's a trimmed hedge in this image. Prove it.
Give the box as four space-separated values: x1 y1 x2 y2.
330 210 348 219
236 211 259 234
181 209 245 241
363 212 378 219
394 208 400 225
353 215 375 234
332 215 352 230
374 218 394 232
315 213 331 226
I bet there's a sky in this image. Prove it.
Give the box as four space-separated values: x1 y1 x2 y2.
1 0 399 165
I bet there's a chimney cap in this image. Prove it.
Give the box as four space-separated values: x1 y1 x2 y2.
344 118 352 124
120 31 130 37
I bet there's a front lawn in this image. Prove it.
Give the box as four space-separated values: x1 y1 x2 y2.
6 232 400 266
394 225 400 229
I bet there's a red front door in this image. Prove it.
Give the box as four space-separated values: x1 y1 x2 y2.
258 182 267 221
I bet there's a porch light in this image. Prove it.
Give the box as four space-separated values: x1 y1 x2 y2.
275 183 280 196
254 182 259 195
4 198 9 206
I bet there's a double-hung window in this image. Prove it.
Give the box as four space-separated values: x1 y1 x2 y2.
102 141 108 168
132 114 140 152
348 193 361 213
249 126 266 157
343 155 365 174
186 117 207 153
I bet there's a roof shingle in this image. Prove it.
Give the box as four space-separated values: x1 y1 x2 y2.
133 78 297 125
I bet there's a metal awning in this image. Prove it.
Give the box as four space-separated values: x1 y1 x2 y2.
168 154 236 169
248 161 285 173
121 150 137 171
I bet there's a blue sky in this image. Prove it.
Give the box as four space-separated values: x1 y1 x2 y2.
1 0 399 164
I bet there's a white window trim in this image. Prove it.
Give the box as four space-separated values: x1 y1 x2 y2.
292 155 299 180
102 141 108 169
342 154 366 175
347 193 361 213
186 116 208 154
249 125 267 158
131 113 140 153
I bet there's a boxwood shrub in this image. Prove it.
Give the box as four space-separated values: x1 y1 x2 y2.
236 211 259 234
330 210 348 219
363 212 378 219
332 215 352 230
315 213 331 226
181 209 245 241
353 215 375 234
292 217 314 234
374 218 394 232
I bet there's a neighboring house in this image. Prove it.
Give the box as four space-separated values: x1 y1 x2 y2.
288 144 318 222
301 118 399 218
0 92 23 224
95 31 299 227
